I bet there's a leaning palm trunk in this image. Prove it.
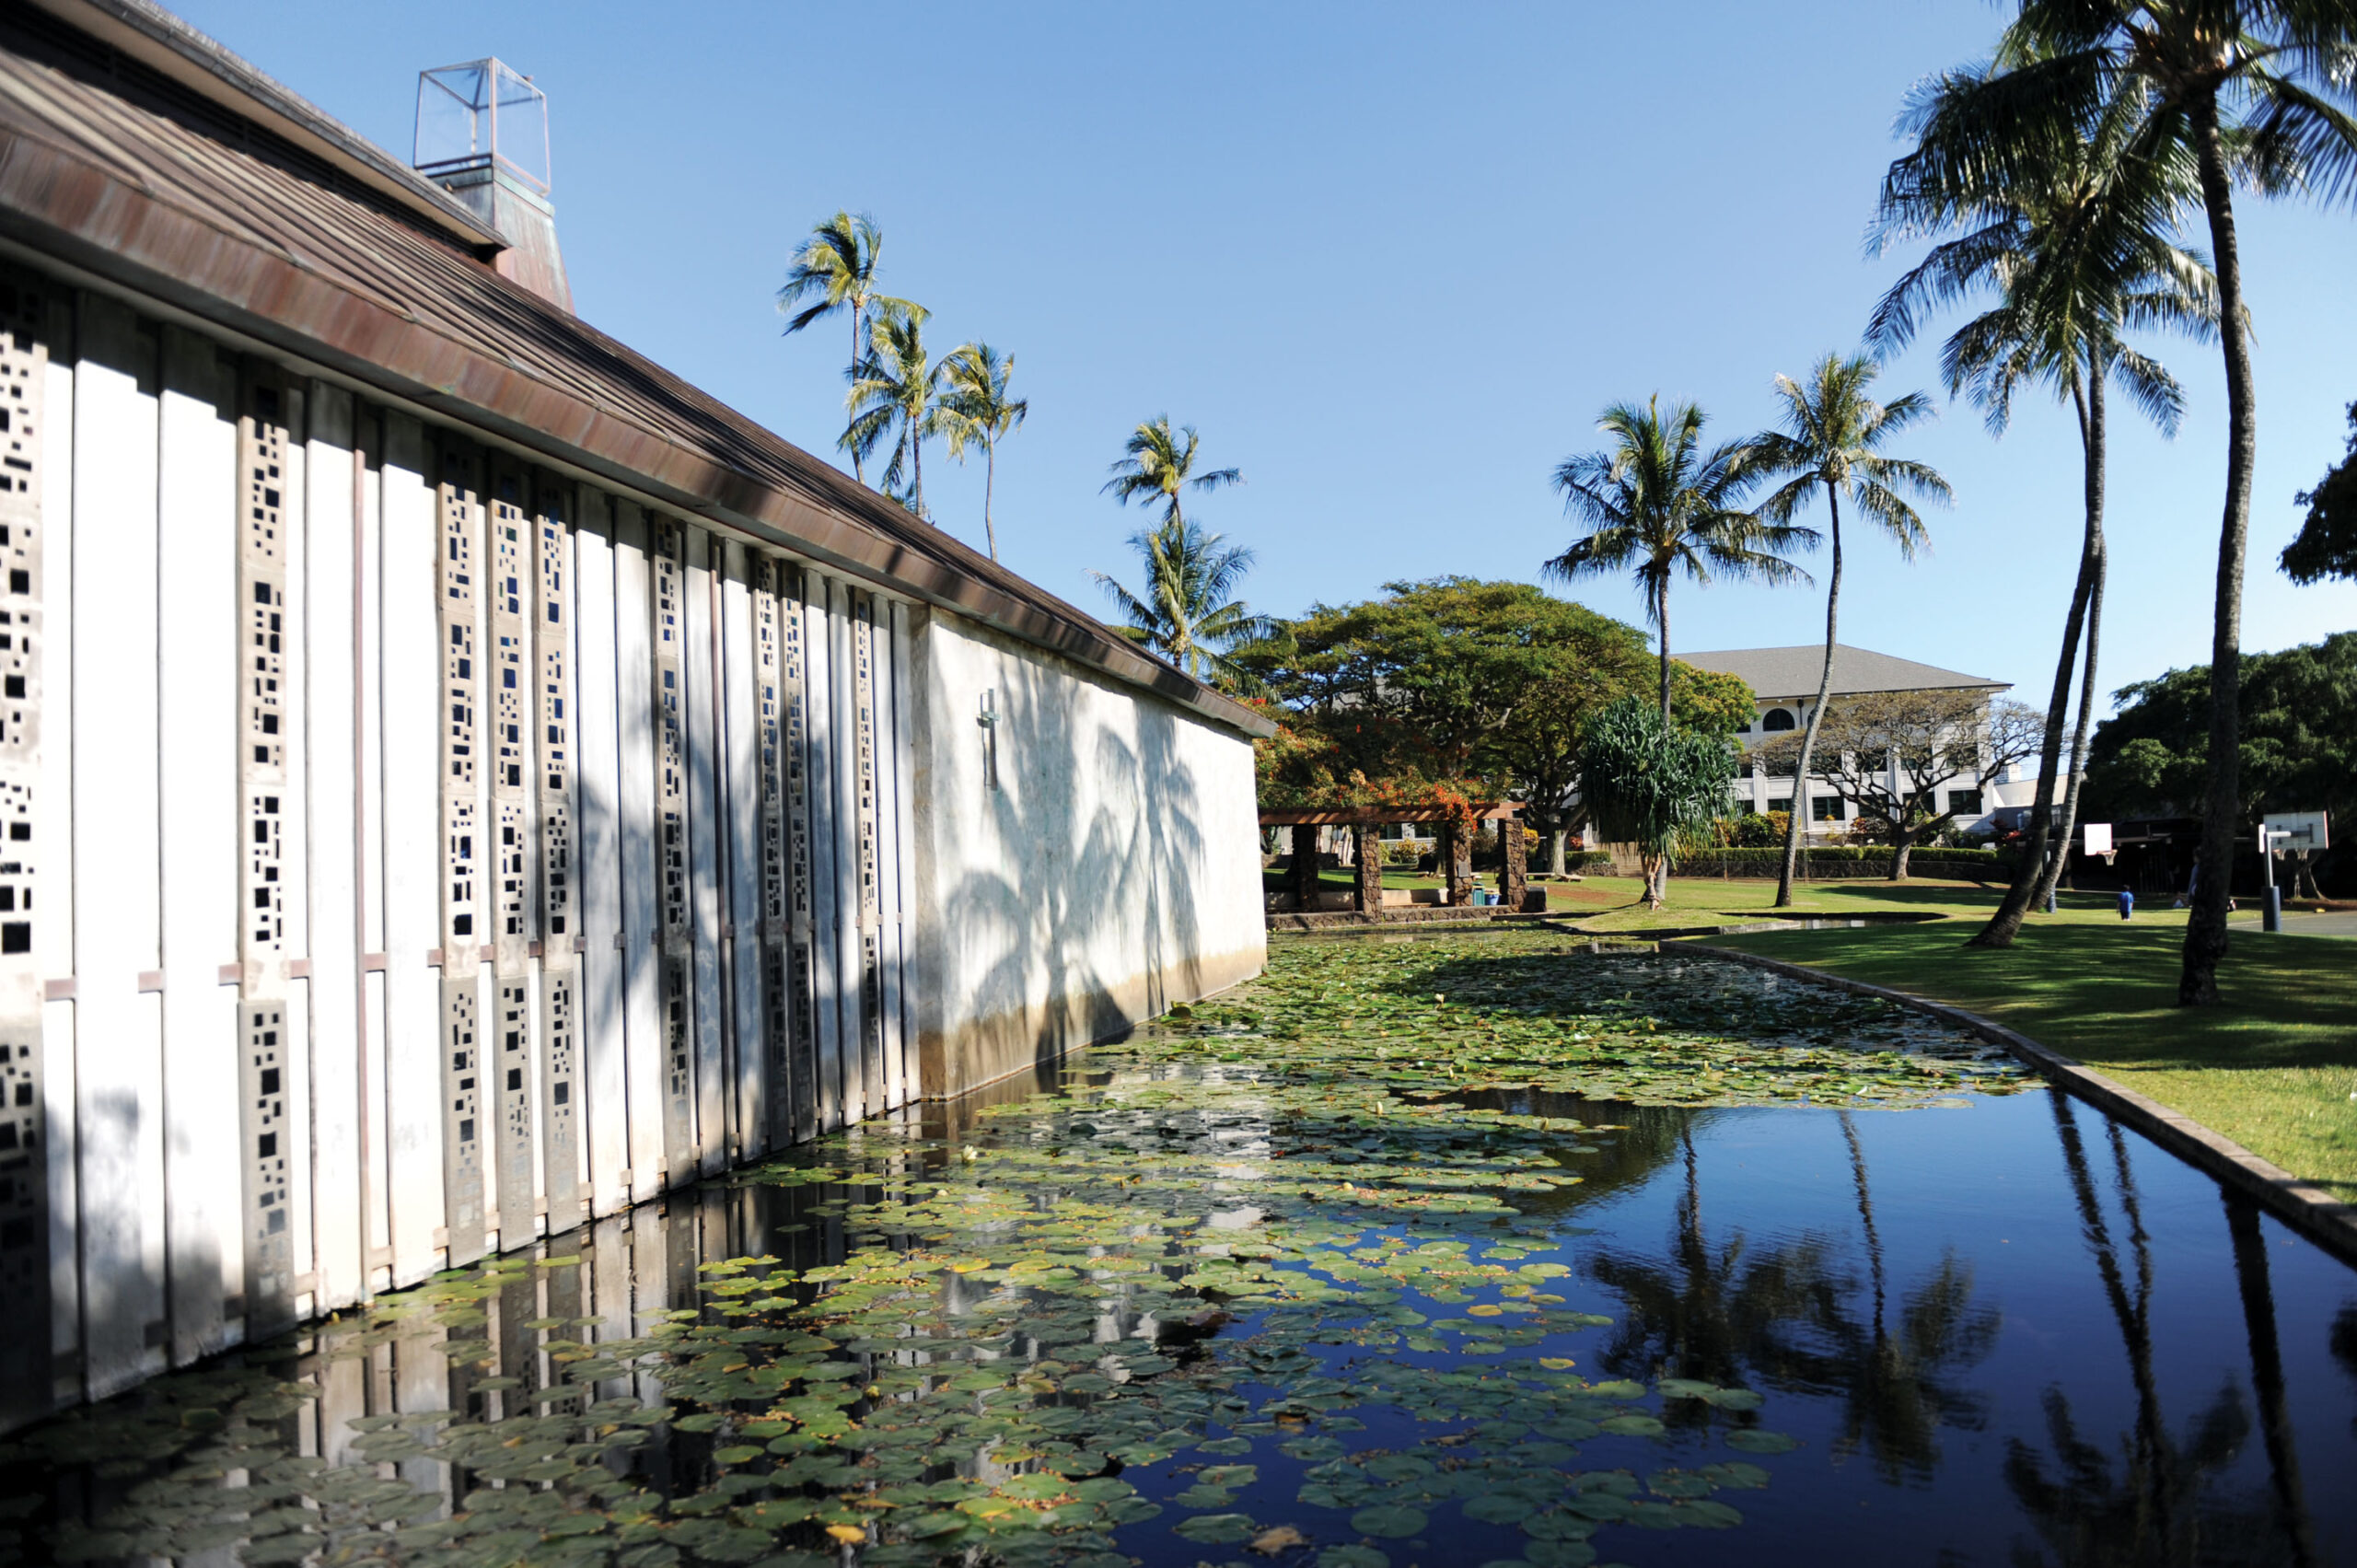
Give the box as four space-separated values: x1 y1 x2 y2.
2181 100 2256 1006
2038 525 2107 909
1974 359 2106 947
1774 494 1843 906
983 446 999 562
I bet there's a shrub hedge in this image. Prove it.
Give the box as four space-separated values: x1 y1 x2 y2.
1667 845 2014 880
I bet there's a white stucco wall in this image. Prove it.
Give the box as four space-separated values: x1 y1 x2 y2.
907 609 1266 1097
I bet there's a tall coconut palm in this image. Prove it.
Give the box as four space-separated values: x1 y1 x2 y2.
1945 0 2357 1004
1544 398 1814 726
778 212 906 485
935 343 1028 562
1090 518 1271 687
1101 415 1242 530
1874 64 2216 949
1739 356 1951 909
842 302 947 517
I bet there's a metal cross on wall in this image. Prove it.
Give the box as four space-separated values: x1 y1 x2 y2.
977 688 999 792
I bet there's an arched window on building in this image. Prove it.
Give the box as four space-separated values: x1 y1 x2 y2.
1760 707 1796 732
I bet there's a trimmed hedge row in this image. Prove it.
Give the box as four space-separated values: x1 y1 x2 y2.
1670 845 2014 880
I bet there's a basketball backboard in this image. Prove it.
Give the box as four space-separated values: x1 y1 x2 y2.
2259 810 2329 853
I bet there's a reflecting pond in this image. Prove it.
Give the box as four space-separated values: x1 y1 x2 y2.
4 932 2353 1568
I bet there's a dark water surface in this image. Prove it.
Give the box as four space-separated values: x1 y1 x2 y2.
3 934 2352 1568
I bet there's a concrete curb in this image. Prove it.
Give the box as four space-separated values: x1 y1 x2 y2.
1677 940 2357 1264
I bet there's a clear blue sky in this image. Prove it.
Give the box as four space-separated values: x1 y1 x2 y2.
179 0 2357 711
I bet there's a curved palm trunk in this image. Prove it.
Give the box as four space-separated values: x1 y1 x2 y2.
2040 362 2109 909
1774 491 1843 907
2181 98 2254 1006
983 444 999 562
1976 362 2105 947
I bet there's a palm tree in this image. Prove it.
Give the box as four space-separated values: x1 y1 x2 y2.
1874 63 2216 949
842 302 948 517
1101 415 1242 530
1543 398 1814 726
1938 1 2357 1004
935 343 1028 562
1090 518 1271 686
1739 356 1951 909
778 212 906 485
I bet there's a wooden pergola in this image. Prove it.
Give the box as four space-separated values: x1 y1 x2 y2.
1260 803 1527 918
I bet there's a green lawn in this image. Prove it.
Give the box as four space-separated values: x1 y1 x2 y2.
1702 915 2357 1193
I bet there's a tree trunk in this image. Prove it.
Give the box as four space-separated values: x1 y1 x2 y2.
849 304 865 484
983 444 998 562
1775 487 1842 906
1640 850 1666 911
2181 97 2254 1007
1548 830 1566 877
1888 825 1913 881
1656 577 1673 728
2038 361 2109 912
1971 366 2101 947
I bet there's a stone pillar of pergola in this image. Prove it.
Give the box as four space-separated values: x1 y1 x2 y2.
1353 823 1384 916
1439 819 1470 906
1502 815 1528 912
1290 823 1321 912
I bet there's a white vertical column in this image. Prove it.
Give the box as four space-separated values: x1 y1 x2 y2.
683 527 726 1173
302 380 363 1309
71 293 164 1398
827 577 865 1121
354 412 389 1290
377 412 443 1287
572 494 628 1218
37 288 77 1411
717 543 762 1153
611 503 662 1203
888 601 919 1101
277 385 314 1315
800 574 842 1131
872 598 909 1109
155 326 238 1362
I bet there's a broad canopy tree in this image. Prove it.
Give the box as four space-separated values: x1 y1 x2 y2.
1240 577 1751 870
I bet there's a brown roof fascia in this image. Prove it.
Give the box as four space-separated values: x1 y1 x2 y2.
1259 804 1523 826
0 116 1276 739
23 0 505 250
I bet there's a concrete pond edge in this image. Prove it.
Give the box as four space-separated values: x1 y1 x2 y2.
1674 939 2357 1265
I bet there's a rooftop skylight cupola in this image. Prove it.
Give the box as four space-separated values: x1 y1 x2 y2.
413 58 571 311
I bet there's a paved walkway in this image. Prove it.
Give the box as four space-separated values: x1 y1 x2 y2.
2278 911 2357 938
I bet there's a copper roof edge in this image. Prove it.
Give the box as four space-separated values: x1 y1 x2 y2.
23 0 505 250
0 104 1274 738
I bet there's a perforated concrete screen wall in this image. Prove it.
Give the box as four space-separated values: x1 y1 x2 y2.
10 280 919 1415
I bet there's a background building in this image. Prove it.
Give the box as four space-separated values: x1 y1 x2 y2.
1682 645 2038 840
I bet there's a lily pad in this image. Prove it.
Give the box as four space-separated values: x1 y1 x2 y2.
1350 1504 1428 1539
1175 1512 1259 1544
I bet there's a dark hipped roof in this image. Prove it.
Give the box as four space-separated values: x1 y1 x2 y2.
0 0 1274 739
1680 645 2009 702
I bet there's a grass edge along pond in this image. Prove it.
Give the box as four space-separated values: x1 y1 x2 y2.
1705 919 2357 1194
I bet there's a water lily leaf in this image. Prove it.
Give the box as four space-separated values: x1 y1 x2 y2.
1318 1547 1390 1568
1463 1494 1531 1525
1350 1504 1427 1539
1598 1415 1665 1437
1724 1429 1799 1455
711 1446 761 1465
1199 1435 1254 1456
1524 1541 1598 1568
1174 1512 1258 1544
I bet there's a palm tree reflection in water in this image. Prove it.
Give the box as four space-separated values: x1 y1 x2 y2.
2004 1091 2318 1567
1581 1119 1997 1481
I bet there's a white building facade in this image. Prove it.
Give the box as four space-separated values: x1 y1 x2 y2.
1682 645 2040 841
